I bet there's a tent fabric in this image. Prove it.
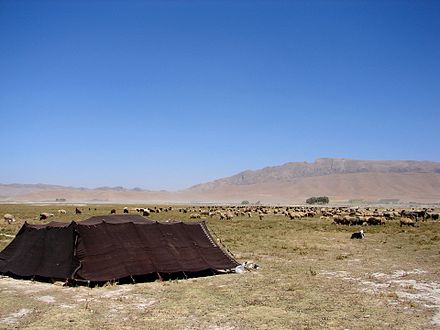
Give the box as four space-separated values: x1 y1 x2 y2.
78 214 156 226
0 222 79 279
26 221 72 229
0 215 238 283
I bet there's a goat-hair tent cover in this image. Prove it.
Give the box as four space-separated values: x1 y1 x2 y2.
0 221 78 279
0 215 238 283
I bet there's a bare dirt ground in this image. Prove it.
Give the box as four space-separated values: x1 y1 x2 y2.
1 204 440 329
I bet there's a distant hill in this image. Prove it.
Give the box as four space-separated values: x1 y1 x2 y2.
1 159 440 204
184 158 440 203
189 158 440 188
0 184 174 204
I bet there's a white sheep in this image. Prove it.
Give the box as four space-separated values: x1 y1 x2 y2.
4 213 15 224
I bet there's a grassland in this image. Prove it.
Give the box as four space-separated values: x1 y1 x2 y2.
1 203 440 329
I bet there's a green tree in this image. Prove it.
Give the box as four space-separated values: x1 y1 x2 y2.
306 196 329 205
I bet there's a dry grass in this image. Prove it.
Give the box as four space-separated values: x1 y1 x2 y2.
1 203 440 329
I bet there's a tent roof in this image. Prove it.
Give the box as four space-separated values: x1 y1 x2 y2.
77 214 156 226
24 214 156 228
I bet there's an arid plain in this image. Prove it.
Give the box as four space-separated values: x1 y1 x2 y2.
1 203 439 329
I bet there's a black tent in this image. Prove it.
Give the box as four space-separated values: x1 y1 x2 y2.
0 215 239 284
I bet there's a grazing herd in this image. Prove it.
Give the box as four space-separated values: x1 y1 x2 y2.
170 205 439 228
3 205 438 236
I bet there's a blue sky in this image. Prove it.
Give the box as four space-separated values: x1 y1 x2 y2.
1 0 439 190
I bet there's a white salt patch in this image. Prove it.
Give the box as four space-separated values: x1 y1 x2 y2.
59 304 77 309
323 269 440 326
135 300 156 310
37 295 56 303
1 308 32 324
98 287 132 299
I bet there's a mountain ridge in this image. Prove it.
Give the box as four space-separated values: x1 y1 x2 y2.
1 158 440 203
188 158 440 190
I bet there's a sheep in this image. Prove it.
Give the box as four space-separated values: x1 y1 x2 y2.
123 207 129 214
400 210 418 221
366 217 384 226
4 213 15 224
75 208 82 214
189 213 201 219
57 209 67 214
142 208 151 216
383 212 395 220
333 215 365 226
200 210 210 216
40 213 54 220
219 212 234 220
400 218 416 227
332 215 347 225
287 211 301 220
347 216 364 226
110 209 116 214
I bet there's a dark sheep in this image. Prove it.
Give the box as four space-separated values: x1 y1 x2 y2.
40 213 54 220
